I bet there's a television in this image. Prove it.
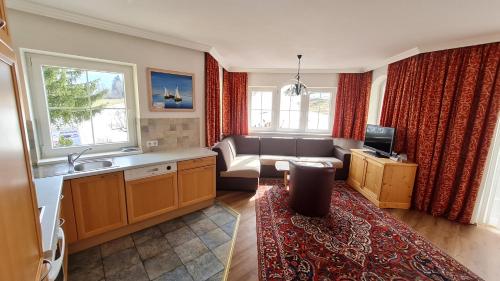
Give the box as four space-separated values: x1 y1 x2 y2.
363 124 395 157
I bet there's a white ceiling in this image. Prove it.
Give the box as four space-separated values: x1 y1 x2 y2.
7 0 500 72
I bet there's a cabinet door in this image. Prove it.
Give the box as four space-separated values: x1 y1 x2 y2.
0 0 11 47
71 172 127 239
60 181 78 244
364 159 384 199
178 165 216 207
0 33 43 281
126 173 178 224
348 152 366 188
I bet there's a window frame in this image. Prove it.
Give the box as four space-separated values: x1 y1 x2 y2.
248 86 278 132
303 87 336 134
25 51 138 160
248 85 336 135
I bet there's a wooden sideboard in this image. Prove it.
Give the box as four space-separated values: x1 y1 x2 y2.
347 149 417 209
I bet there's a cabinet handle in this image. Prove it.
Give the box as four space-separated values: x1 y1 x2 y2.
39 259 52 281
59 218 66 226
0 19 5 30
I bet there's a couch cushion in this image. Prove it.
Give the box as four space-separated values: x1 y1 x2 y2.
297 156 343 169
260 137 297 156
260 155 299 166
296 138 334 157
220 155 261 178
232 135 260 155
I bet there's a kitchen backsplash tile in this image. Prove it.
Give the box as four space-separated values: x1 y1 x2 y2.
140 118 200 152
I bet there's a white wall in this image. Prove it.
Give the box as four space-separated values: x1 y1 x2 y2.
8 10 206 146
367 65 388 125
249 73 338 88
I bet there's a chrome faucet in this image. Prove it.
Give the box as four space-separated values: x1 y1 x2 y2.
68 148 92 171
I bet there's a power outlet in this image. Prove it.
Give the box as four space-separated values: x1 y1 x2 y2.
146 140 158 147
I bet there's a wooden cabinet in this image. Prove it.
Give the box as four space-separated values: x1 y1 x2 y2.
347 149 417 209
178 156 216 170
178 157 216 207
61 157 216 252
0 0 11 47
126 173 178 224
363 158 384 198
348 152 366 188
0 2 44 279
71 172 127 239
61 181 78 244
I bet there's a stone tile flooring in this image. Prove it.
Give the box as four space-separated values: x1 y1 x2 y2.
68 202 239 281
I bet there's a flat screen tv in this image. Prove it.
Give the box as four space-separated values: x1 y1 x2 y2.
363 124 395 157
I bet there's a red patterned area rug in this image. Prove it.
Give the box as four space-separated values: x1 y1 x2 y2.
255 179 481 281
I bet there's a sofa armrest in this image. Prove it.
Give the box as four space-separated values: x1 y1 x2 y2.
332 146 352 180
333 146 351 162
211 147 228 174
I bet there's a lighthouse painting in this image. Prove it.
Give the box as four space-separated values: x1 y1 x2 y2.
147 68 195 111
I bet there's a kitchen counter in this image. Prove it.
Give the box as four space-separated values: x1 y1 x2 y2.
32 147 217 257
34 176 63 258
33 147 217 179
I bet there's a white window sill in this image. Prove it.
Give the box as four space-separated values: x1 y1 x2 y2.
35 149 143 166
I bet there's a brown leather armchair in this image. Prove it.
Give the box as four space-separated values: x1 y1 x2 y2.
288 161 336 217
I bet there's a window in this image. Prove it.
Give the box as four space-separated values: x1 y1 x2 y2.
249 89 273 129
248 85 335 134
367 75 387 125
26 52 137 159
307 91 332 131
472 117 500 228
279 88 301 129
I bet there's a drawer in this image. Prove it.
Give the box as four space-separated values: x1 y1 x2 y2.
124 163 177 181
178 156 215 171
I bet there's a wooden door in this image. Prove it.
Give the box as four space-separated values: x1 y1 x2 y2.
71 172 127 239
0 14 43 281
347 152 366 188
364 158 384 199
178 165 216 207
126 173 178 224
60 181 78 244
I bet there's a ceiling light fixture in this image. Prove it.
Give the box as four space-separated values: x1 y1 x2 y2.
284 54 308 96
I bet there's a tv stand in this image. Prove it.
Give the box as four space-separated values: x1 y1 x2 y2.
347 149 418 209
363 150 389 158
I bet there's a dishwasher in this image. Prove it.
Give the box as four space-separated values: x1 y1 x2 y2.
124 162 178 223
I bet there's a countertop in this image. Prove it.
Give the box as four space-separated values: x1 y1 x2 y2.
32 147 217 257
33 147 218 179
34 176 64 258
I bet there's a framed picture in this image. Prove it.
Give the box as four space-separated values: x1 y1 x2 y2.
147 68 195 112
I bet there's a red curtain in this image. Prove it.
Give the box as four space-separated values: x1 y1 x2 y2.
332 72 372 140
204 53 220 147
380 42 500 223
222 70 248 136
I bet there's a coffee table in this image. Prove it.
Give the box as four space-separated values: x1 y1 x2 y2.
275 161 333 186
275 161 290 186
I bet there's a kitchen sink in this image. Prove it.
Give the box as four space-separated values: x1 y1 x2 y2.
74 160 113 172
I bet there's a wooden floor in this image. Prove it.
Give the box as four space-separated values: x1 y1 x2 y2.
217 189 500 281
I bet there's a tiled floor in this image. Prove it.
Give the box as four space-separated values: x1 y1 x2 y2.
68 202 239 281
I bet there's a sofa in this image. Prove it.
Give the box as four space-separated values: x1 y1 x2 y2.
212 135 363 191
